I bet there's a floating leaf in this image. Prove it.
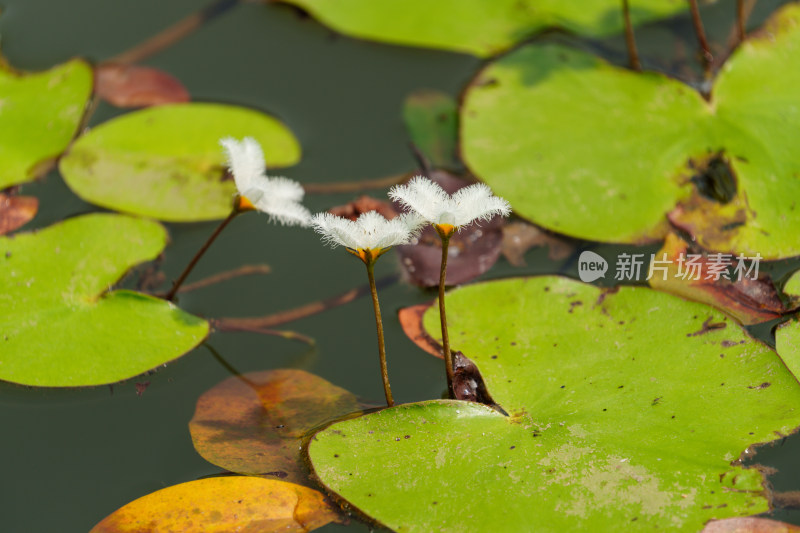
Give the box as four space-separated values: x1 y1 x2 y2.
461 4 800 258
648 233 786 325
0 214 208 386
0 193 37 235
95 63 190 108
328 195 398 221
783 271 800 307
403 89 460 169
190 370 360 484
278 0 687 57
90 476 340 532
310 277 800 531
394 172 504 287
702 517 800 532
776 318 800 382
0 58 92 189
397 303 440 358
59 103 301 221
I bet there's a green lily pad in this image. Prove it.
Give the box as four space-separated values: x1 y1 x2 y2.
278 0 686 57
0 213 209 386
783 271 800 301
461 4 800 259
309 276 800 531
0 58 93 189
403 90 460 170
59 103 301 222
776 318 800 382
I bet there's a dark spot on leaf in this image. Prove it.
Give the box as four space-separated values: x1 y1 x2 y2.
560 385 565 389
617 385 624 389
747 382 771 390
721 340 743 347
491 355 498 359
602 408 607 412
687 317 727 337
404 435 410 439
652 397 662 406
510 446 516 450
690 151 737 204
334 454 339 458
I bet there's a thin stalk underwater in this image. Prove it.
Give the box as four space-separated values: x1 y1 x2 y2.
365 255 394 407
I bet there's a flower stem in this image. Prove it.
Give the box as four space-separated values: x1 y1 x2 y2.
165 209 238 301
365 258 394 407
621 0 641 71
438 234 455 397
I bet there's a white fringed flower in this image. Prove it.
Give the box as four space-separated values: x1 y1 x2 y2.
311 211 424 263
220 137 311 226
389 175 511 236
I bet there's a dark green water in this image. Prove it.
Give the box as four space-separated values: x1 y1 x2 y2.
1 1 799 531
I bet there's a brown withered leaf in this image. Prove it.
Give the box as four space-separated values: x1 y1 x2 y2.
394 171 504 287
0 193 38 235
648 233 786 325
501 221 575 266
95 63 190 108
189 369 361 485
397 303 441 358
327 195 397 221
702 517 800 532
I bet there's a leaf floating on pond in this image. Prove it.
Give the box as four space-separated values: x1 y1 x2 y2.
89 476 341 533
461 4 800 258
0 213 208 386
403 89 460 170
702 517 800 532
0 193 38 235
276 0 688 57
397 303 441 358
0 58 93 189
190 369 361 485
59 103 301 221
95 63 190 108
648 233 786 326
309 276 800 531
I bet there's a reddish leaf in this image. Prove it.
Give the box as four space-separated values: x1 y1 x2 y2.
394 171 504 287
189 370 361 485
398 303 441 358
702 517 800 532
327 194 398 221
90 476 341 533
0 193 38 235
95 63 190 108
648 233 787 325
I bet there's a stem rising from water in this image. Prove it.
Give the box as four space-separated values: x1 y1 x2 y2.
366 257 394 407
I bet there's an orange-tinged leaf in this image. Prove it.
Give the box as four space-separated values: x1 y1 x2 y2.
648 233 786 325
398 303 441 358
0 193 37 235
189 370 360 484
90 476 341 533
95 63 190 108
702 517 800 532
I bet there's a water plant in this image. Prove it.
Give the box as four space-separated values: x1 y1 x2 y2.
310 210 424 405
389 176 510 395
165 137 311 300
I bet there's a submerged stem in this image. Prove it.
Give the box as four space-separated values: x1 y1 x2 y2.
622 0 641 71
688 0 713 77
165 209 238 301
365 258 394 407
437 232 455 397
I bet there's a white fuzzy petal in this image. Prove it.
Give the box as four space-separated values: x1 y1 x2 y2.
389 175 448 223
256 198 311 226
220 137 265 195
312 210 423 252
